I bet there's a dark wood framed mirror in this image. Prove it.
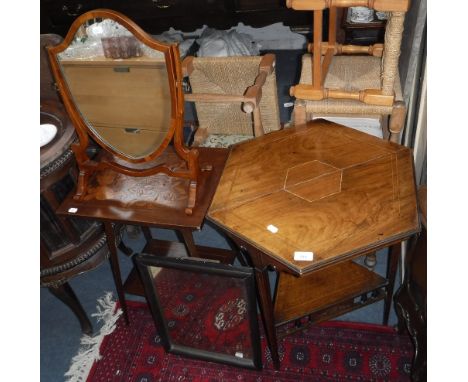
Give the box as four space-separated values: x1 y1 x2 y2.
134 254 262 370
47 9 204 215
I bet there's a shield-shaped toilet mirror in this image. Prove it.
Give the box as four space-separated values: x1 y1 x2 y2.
47 9 204 214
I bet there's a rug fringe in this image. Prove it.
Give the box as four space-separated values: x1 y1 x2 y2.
64 292 122 382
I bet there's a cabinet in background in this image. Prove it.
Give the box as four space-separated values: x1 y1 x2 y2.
41 0 313 36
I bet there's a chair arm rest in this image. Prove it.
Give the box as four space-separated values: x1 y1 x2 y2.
184 93 246 103
185 91 259 116
242 85 262 113
242 54 276 112
184 53 276 115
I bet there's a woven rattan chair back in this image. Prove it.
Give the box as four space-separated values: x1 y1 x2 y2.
183 55 281 146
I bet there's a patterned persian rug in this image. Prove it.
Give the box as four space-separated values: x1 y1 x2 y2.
68 297 414 382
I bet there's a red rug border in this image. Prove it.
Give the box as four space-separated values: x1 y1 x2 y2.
86 299 404 381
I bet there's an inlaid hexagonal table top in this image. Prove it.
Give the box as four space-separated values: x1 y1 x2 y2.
208 120 419 275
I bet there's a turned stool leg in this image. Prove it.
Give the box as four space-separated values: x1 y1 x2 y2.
389 101 406 143
293 101 307 125
364 252 377 270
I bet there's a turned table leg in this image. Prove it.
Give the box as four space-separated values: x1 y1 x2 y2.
383 243 400 325
224 240 280 369
254 265 281 369
394 231 427 381
104 222 129 325
178 228 199 257
49 282 93 335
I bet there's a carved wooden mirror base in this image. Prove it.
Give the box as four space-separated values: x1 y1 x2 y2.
47 9 207 215
73 145 203 215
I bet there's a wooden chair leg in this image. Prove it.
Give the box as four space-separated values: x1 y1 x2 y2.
389 101 406 143
253 108 265 137
293 101 307 125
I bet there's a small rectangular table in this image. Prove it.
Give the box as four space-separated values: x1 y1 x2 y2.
208 120 420 368
57 147 234 322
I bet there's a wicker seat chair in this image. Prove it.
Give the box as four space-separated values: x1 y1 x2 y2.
182 54 282 147
287 0 409 143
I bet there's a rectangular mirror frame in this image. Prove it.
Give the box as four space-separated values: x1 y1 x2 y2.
134 254 262 370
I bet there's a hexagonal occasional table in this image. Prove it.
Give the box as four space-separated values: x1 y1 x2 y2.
208 119 420 368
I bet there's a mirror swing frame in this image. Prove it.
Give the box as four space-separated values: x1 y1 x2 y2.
47 9 204 215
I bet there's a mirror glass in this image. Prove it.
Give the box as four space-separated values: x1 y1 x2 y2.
57 18 172 159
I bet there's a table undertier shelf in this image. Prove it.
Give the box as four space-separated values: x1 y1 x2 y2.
274 261 388 326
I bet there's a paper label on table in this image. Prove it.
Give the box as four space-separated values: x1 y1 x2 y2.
294 251 314 261
68 207 78 213
235 352 244 358
267 224 279 233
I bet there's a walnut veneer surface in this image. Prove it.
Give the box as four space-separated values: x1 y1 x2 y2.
208 119 419 275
